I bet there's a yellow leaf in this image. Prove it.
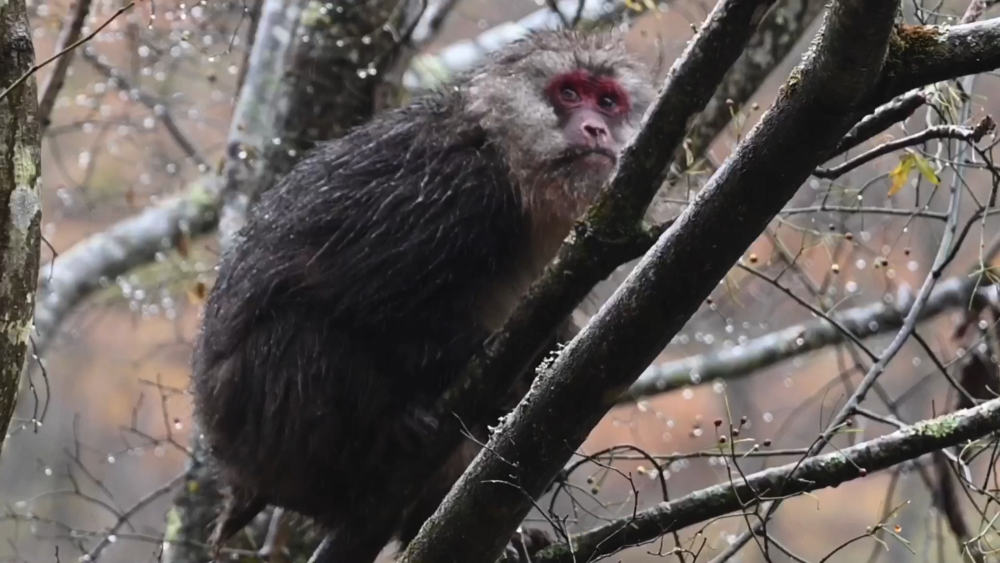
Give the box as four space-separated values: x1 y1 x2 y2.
888 153 916 196
912 153 940 185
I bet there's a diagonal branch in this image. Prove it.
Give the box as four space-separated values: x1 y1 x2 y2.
0 2 134 104
37 0 93 133
79 50 209 170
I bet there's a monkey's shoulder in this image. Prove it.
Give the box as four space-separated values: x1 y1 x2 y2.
216 99 527 327
254 99 516 233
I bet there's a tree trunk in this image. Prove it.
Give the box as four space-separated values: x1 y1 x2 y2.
0 0 42 447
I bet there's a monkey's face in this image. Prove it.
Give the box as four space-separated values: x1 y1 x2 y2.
464 30 656 218
546 69 631 175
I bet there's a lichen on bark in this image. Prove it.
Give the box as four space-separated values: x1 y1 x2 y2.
0 0 42 446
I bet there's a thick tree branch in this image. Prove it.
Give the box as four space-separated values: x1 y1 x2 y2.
0 0 43 443
536 395 1000 562
624 276 997 403
875 18 1000 105
398 2 900 562
670 0 826 182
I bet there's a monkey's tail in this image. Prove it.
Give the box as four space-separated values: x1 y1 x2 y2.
208 487 268 557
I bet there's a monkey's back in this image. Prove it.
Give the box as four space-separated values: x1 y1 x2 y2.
190 97 527 527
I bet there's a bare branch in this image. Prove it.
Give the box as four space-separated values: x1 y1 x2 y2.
84 473 185 561
624 276 997 404
829 90 927 157
32 186 220 354
537 396 1000 562
37 0 93 133
0 2 134 104
79 49 209 170
814 116 995 179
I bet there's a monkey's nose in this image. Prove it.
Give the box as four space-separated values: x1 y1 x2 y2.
581 119 610 144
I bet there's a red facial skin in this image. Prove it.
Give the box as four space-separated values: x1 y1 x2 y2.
546 70 631 166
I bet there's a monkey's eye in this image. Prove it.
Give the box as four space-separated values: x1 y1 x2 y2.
598 95 618 111
560 87 580 103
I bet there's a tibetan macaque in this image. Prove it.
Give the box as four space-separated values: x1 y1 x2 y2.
191 29 655 563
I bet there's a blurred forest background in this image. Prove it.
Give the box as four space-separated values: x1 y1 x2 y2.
10 0 1000 561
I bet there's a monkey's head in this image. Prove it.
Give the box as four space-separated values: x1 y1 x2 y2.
464 30 656 219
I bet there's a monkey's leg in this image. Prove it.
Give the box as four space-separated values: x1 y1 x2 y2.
306 521 395 563
505 528 556 562
208 485 268 554
395 437 555 563
391 317 578 555
395 439 480 548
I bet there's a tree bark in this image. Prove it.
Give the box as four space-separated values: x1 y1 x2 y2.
0 0 42 446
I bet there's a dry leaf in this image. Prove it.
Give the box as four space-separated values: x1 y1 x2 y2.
188 280 209 303
175 233 190 258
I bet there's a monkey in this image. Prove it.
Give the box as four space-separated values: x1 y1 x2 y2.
190 29 656 563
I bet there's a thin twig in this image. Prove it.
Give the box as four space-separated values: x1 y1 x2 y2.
0 2 135 103
829 90 928 157
84 472 184 561
79 50 208 169
37 0 94 132
814 117 994 179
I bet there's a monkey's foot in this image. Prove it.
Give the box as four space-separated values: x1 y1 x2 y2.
503 527 554 562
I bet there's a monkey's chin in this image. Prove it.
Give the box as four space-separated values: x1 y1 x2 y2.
577 152 617 175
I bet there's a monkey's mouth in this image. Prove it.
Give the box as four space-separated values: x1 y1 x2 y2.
561 146 618 167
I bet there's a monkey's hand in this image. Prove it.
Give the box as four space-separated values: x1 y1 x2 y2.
502 527 554 563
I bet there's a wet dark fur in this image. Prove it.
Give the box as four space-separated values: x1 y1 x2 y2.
190 29 654 562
